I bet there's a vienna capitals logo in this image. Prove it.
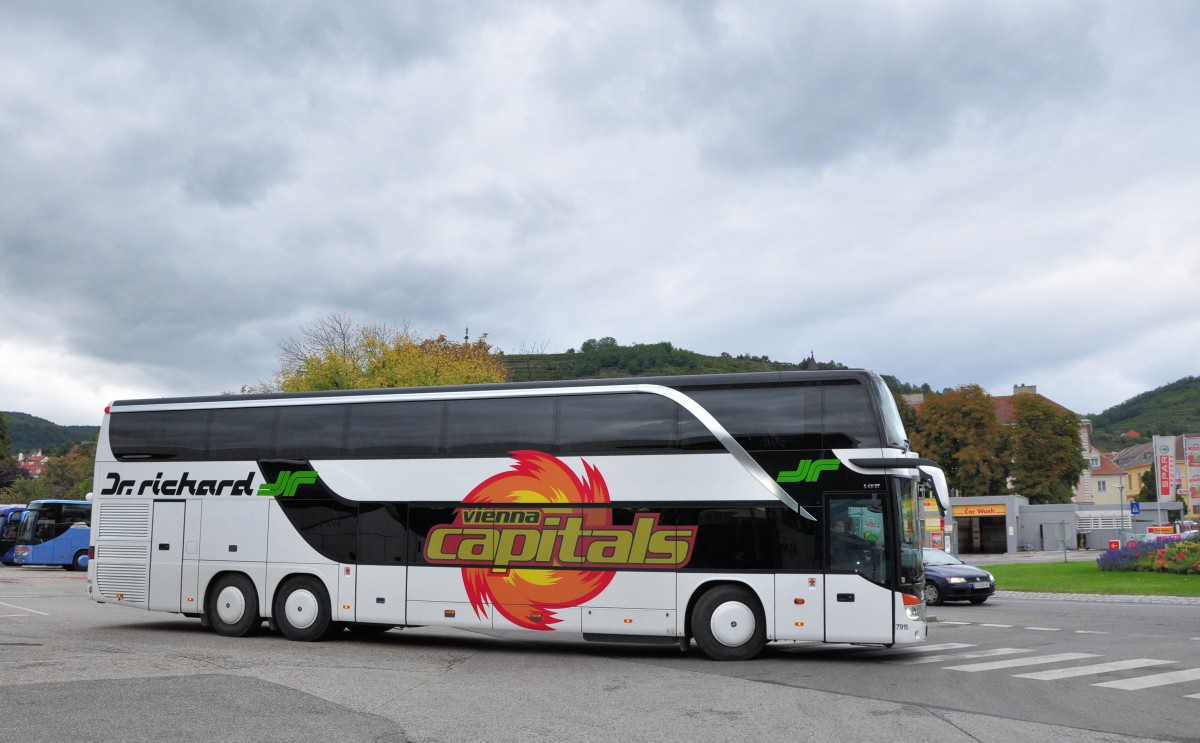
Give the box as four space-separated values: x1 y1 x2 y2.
257 470 318 497
776 459 839 483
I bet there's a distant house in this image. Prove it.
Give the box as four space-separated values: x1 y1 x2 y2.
16 451 49 479
1113 442 1154 502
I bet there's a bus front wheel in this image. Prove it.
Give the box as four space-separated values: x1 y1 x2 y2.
274 575 337 642
691 585 766 661
207 574 262 637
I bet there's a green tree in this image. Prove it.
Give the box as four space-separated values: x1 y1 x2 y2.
263 313 508 392
909 385 1008 497
0 412 11 460
1137 469 1157 503
1008 394 1086 504
37 444 96 499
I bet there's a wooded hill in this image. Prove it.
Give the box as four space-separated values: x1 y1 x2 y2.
3 411 100 456
1088 375 1200 450
499 339 930 395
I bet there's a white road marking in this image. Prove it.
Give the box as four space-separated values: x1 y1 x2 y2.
890 648 1031 665
0 600 49 616
1093 667 1200 690
945 652 1100 672
1025 627 1061 632
1015 659 1177 681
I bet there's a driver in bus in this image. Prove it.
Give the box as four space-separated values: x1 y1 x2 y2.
830 515 874 573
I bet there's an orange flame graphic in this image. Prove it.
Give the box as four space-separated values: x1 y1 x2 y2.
460 451 614 630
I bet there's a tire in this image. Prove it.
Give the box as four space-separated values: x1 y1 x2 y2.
923 582 943 606
274 575 336 642
207 574 262 637
968 596 988 605
71 550 88 571
691 585 767 661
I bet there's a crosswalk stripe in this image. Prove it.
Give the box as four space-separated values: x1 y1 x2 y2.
890 648 1031 665
1093 667 1200 690
945 652 1100 672
1014 659 1177 680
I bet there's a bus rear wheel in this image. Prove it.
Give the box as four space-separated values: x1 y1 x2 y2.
691 585 766 661
208 574 262 637
274 575 337 642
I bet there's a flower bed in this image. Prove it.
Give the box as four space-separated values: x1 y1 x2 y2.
1098 540 1200 574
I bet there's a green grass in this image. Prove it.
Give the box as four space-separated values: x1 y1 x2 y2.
987 561 1200 597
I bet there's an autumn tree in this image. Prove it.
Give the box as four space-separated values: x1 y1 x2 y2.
264 313 508 392
909 385 1008 497
1008 394 1086 505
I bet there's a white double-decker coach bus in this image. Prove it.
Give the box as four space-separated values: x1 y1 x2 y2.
88 370 948 660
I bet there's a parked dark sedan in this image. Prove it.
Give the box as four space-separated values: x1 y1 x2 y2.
922 548 995 605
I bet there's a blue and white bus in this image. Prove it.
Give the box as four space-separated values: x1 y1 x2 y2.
15 499 92 570
89 370 948 660
0 504 26 565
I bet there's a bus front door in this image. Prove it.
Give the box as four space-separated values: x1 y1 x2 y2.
824 495 894 644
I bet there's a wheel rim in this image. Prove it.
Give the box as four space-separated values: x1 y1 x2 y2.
709 600 755 648
924 584 939 604
216 585 247 625
284 588 320 630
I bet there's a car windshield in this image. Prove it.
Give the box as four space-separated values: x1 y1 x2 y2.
922 548 963 567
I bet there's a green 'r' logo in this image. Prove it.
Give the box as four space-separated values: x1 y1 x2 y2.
777 459 839 483
257 470 318 497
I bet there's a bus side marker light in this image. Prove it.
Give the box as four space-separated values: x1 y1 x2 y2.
531 613 542 623
808 578 817 587
342 604 350 610
344 567 351 575
795 622 805 627
624 618 633 623
187 597 194 603
793 598 805 605
445 609 456 618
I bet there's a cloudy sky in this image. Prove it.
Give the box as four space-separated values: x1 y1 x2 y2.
2 1 1198 426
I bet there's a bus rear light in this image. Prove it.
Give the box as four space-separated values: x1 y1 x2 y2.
902 593 921 607
88 546 96 559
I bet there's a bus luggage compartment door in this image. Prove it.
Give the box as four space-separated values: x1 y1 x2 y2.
148 500 185 612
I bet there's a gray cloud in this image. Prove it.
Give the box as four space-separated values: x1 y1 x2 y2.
2 1 1199 425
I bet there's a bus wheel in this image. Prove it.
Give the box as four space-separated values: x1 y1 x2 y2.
208 574 262 637
274 575 335 642
691 585 766 661
70 550 88 571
